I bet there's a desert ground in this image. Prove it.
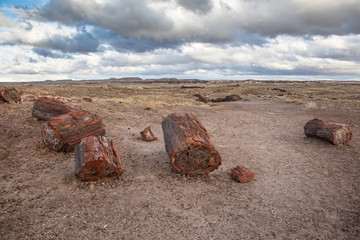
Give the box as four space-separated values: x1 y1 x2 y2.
0 80 359 239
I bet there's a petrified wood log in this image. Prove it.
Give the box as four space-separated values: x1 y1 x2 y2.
32 97 73 121
75 136 123 181
162 112 221 175
304 118 352 145
211 94 241 102
230 166 255 183
193 94 209 103
41 110 106 152
140 127 158 141
0 87 21 103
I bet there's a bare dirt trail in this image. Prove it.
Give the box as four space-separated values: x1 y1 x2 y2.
0 89 359 239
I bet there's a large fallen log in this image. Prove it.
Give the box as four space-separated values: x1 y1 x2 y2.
75 136 123 181
32 97 73 121
162 112 221 175
0 87 21 103
41 110 106 152
304 118 352 145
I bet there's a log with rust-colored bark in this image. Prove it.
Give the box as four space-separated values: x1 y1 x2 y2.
162 112 221 175
304 118 352 145
75 136 123 181
32 97 73 121
140 126 158 141
0 87 21 103
41 109 106 152
230 166 255 183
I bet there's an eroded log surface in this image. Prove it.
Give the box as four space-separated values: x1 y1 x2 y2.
162 112 221 175
304 118 352 145
41 110 106 152
32 97 73 121
230 166 255 183
0 87 21 103
75 136 123 181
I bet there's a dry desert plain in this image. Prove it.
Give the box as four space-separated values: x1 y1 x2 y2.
0 79 359 239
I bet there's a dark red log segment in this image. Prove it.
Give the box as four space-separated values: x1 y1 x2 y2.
75 136 123 182
162 112 221 175
211 94 241 102
140 127 158 141
32 97 73 121
304 118 352 145
0 87 21 103
41 110 106 152
230 166 255 183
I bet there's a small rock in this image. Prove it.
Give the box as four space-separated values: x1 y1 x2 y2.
140 127 158 141
83 97 93 102
230 165 255 183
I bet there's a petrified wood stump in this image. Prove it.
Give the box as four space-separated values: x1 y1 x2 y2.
304 118 352 145
140 127 158 141
75 136 123 181
230 166 255 183
162 112 221 175
0 87 21 103
32 97 73 121
41 110 106 152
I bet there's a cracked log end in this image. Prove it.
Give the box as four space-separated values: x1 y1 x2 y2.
140 127 158 141
32 97 73 121
75 136 123 182
230 166 255 183
304 118 352 145
41 110 106 152
162 112 221 175
0 87 21 103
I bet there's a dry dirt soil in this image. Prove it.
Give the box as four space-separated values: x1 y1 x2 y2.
0 81 359 239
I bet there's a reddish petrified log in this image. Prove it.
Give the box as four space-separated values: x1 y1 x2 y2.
75 136 123 181
211 94 241 102
41 110 106 152
140 127 158 141
304 118 352 145
32 97 73 121
0 87 21 103
230 166 255 183
162 112 221 175
193 94 209 103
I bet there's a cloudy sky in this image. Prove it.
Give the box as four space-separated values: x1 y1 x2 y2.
0 0 359 82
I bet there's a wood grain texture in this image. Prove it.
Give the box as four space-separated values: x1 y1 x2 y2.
32 97 73 121
0 87 21 103
41 110 106 152
75 136 123 182
162 112 221 175
304 118 352 145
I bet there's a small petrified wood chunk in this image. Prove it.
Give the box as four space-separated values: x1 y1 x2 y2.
304 118 352 145
41 110 106 152
162 112 221 175
140 127 158 141
193 94 209 103
75 136 123 182
0 87 21 103
230 166 255 183
32 97 73 121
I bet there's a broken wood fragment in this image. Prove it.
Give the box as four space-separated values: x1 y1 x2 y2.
162 112 221 175
210 94 241 102
140 127 158 141
304 118 352 145
41 109 106 152
32 97 73 121
0 87 21 103
75 136 123 182
230 166 255 183
193 94 209 103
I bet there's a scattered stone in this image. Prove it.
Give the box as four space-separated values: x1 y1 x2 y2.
75 136 123 182
83 97 93 102
0 86 21 103
162 112 221 175
144 107 151 110
32 97 73 121
230 166 255 183
304 118 352 145
140 127 158 141
41 109 106 152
